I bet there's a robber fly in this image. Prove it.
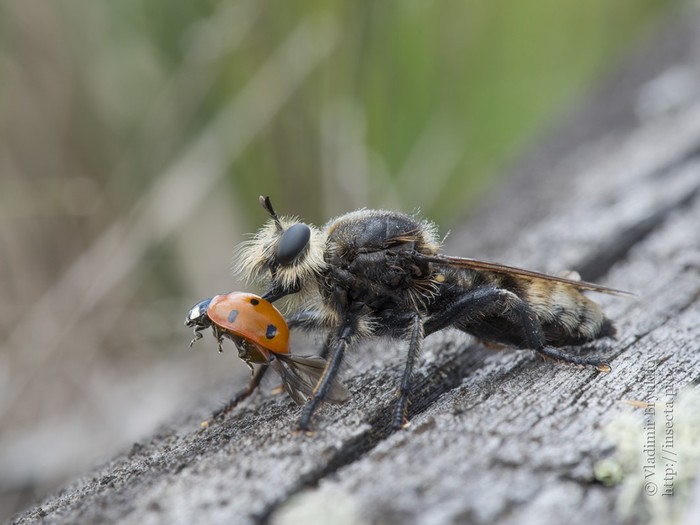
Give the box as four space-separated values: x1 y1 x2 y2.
233 196 628 432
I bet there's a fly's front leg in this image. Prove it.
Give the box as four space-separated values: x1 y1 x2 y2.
286 309 327 331
261 279 301 303
393 313 423 430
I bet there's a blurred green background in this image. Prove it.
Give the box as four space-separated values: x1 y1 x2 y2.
0 0 678 519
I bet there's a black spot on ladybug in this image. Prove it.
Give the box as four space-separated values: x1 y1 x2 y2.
227 310 239 323
266 324 277 339
250 298 260 306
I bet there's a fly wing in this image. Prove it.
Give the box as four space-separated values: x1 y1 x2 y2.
417 253 634 297
271 354 350 405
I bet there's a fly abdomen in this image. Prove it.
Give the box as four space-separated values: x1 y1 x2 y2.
525 280 615 347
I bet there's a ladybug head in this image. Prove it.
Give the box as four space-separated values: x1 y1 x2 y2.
185 297 214 348
185 297 213 329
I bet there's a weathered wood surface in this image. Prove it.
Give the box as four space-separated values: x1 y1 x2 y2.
12 10 700 525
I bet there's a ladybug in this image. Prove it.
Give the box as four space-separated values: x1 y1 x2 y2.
186 292 290 358
185 292 347 421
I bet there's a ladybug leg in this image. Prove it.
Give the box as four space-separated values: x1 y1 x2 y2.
211 325 225 353
189 327 204 348
392 313 423 431
202 365 270 428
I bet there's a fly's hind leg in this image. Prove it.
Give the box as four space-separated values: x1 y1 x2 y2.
536 346 611 372
424 285 610 372
501 294 611 372
286 310 327 331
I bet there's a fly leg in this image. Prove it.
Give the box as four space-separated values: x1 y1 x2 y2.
504 295 611 372
424 286 610 371
286 309 327 331
424 286 506 335
392 313 423 430
297 319 355 433
202 365 270 428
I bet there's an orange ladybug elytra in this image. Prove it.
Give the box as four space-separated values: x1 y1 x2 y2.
207 291 290 358
185 292 348 420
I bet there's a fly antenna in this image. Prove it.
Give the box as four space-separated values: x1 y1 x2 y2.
259 195 283 230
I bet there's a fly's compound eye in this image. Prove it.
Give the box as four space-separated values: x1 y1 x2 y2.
276 223 311 266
